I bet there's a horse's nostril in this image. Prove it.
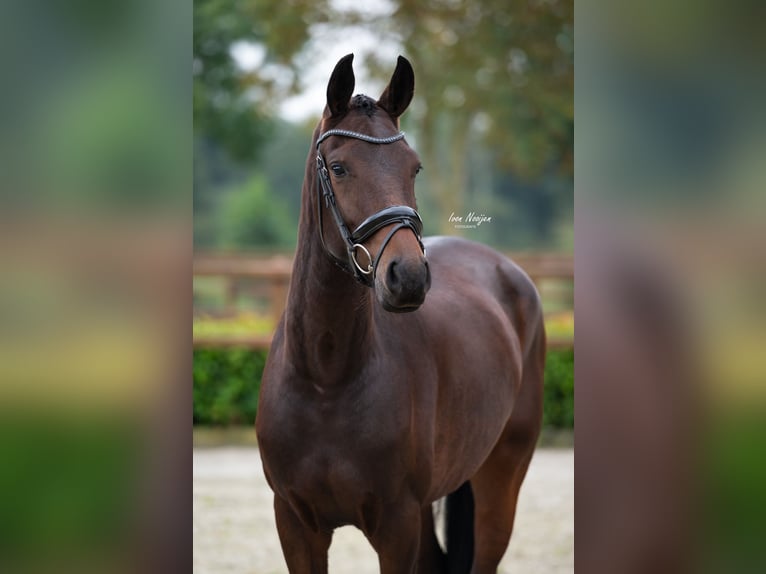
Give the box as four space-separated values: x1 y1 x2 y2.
386 259 400 288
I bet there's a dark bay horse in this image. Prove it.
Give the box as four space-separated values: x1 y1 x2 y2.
256 54 545 574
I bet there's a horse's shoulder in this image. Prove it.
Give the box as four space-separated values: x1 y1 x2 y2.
424 236 538 296
423 236 543 338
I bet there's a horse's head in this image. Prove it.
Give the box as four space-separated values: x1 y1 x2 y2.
315 54 430 312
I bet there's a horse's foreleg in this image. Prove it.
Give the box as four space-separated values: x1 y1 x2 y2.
273 494 332 574
368 498 422 574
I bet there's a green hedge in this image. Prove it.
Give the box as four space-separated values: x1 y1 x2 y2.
193 349 267 425
193 348 574 428
543 349 574 428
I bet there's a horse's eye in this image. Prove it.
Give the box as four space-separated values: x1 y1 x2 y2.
331 164 346 177
415 164 423 176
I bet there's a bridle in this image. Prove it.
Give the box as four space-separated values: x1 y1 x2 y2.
315 128 426 287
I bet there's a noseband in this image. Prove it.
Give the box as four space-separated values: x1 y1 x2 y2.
315 129 426 287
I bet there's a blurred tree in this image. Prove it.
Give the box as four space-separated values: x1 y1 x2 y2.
218 175 295 249
193 0 330 162
193 0 330 249
257 119 315 219
363 0 573 233
193 0 572 249
195 0 267 163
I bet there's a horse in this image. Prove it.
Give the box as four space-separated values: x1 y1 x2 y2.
256 53 545 574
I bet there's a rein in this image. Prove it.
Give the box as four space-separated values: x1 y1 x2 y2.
315 129 425 287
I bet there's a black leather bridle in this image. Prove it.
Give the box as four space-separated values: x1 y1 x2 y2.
315 129 426 287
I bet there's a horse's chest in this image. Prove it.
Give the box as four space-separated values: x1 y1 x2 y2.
259 382 410 528
287 453 382 530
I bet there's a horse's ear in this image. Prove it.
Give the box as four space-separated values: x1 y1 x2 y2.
377 56 414 119
327 53 355 117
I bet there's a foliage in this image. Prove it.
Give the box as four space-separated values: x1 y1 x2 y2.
194 118 311 249
193 311 572 345
192 348 574 428
703 411 766 570
357 0 574 235
544 312 575 341
194 0 269 163
193 0 328 163
193 348 267 425
389 0 573 177
193 312 274 338
0 416 140 552
193 0 324 249
193 0 574 251
543 349 574 428
258 119 315 218
218 175 296 249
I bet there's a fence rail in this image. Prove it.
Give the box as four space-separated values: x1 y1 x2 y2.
193 252 573 350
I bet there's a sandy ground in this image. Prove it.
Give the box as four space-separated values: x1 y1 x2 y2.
193 447 573 574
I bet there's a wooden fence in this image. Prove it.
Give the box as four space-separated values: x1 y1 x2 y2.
193 252 573 350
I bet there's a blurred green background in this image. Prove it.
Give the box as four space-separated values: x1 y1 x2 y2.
193 0 573 252
0 1 190 572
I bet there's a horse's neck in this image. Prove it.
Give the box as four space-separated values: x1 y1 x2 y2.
283 210 375 385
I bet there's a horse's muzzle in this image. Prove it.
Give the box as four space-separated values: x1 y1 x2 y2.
378 256 431 312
